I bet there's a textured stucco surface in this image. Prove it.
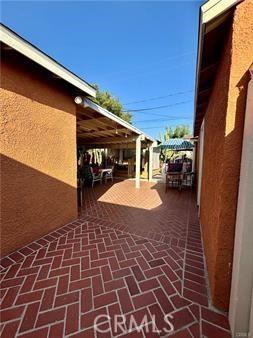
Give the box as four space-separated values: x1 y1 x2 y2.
1 54 78 257
200 0 253 311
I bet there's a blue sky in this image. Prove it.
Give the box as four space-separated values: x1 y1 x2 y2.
2 1 201 139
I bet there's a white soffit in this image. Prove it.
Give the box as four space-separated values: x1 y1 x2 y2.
0 24 96 97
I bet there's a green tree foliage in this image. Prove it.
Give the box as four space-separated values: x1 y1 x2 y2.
91 84 132 123
159 124 190 141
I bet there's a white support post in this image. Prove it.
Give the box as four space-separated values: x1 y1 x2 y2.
149 146 153 182
135 135 142 188
192 141 196 173
119 149 123 164
148 142 156 182
197 119 205 209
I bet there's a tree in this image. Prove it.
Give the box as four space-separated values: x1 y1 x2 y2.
159 124 190 141
91 84 132 123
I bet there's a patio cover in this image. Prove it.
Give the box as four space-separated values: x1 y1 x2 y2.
76 98 155 149
158 138 193 151
76 99 157 188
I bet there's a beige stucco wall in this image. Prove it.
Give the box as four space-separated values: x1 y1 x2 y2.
1 52 78 257
200 0 253 311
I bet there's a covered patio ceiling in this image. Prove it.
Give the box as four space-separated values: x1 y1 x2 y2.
77 99 155 149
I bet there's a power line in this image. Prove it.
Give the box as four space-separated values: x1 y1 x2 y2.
123 89 193 105
113 61 193 82
136 112 185 118
123 100 192 112
134 116 192 123
100 51 195 78
140 125 193 130
134 111 187 118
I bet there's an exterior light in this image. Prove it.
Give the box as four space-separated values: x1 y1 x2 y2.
115 127 118 134
125 133 128 138
74 96 83 105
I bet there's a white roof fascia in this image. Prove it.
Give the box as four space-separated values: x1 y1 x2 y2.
193 0 241 135
83 98 156 143
202 0 241 24
193 8 204 134
0 24 96 97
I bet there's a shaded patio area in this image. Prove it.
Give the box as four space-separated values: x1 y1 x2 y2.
0 180 231 337
81 180 192 246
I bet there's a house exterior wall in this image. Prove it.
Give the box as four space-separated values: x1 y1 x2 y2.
200 0 253 311
1 53 78 257
229 69 253 338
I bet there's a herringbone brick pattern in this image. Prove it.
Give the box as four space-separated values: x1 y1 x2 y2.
81 180 190 245
0 181 231 337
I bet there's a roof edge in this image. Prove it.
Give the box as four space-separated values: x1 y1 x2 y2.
193 0 242 136
0 23 96 97
202 0 241 24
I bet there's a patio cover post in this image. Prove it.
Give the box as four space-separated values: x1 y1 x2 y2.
119 149 123 164
149 141 157 182
135 135 142 188
192 141 197 173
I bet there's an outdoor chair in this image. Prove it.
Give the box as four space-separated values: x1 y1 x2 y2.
104 166 114 184
165 162 183 192
182 172 195 188
90 167 102 188
166 172 183 192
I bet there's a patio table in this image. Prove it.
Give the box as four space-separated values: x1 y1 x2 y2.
99 168 113 183
99 168 112 175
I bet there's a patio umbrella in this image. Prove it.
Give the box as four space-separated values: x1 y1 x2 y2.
158 138 193 151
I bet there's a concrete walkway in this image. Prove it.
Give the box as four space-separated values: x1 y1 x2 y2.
0 180 231 337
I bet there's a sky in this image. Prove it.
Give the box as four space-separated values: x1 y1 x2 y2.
1 1 202 139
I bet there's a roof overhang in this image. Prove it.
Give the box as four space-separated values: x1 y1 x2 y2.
193 0 242 136
76 98 155 148
0 24 96 97
0 24 156 147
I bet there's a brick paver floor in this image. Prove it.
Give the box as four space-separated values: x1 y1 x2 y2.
81 180 192 245
0 180 231 337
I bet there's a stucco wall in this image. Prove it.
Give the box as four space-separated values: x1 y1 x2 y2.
200 0 253 311
1 53 78 257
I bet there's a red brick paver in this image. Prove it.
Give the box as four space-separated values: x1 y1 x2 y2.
81 180 190 246
0 180 231 337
